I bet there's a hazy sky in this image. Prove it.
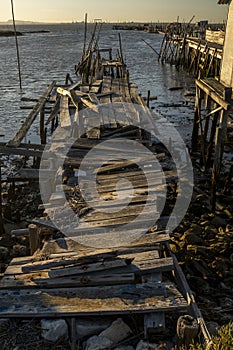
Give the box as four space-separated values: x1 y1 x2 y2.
1 0 228 23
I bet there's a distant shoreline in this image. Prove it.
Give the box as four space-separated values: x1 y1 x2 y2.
0 20 225 26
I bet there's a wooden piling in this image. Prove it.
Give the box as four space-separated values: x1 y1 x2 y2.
39 104 46 144
118 33 124 65
191 87 201 153
147 90 151 108
11 0 22 89
82 13 88 61
29 224 40 255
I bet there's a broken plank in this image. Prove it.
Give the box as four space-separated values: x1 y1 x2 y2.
0 271 135 289
0 283 187 317
60 95 71 127
48 257 132 278
22 250 117 273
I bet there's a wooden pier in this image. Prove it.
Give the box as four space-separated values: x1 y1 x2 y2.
159 35 223 78
0 28 211 347
157 20 224 78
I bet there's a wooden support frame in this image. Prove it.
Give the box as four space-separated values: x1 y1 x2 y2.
192 77 232 212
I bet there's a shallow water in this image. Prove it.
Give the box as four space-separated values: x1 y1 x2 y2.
0 23 194 143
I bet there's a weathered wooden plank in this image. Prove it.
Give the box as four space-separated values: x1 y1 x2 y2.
4 245 160 277
100 76 117 127
48 258 132 278
36 272 135 288
22 251 117 273
1 271 135 289
47 255 173 279
84 175 166 194
92 153 165 174
7 82 56 148
60 95 71 127
81 205 159 226
0 283 187 317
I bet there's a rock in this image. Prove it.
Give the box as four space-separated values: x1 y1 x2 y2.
184 233 203 245
177 315 199 346
75 318 112 339
84 335 113 350
190 224 202 235
211 216 227 228
99 318 132 345
206 322 220 337
41 319 68 342
0 246 9 261
182 225 203 245
203 225 218 238
136 340 158 350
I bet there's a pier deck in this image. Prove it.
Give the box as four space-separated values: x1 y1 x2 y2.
0 32 211 345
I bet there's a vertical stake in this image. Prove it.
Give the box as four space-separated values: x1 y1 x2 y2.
11 0 22 90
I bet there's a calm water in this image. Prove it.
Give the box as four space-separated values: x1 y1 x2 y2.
0 23 195 143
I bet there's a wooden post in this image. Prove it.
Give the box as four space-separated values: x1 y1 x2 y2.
29 224 40 255
191 86 201 153
204 95 211 142
147 90 151 108
51 118 55 134
0 160 5 235
82 13 88 61
206 105 220 167
40 104 46 144
11 0 22 90
158 33 166 61
210 109 229 212
70 318 77 350
118 33 124 65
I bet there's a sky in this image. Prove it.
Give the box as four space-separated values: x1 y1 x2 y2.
0 0 228 23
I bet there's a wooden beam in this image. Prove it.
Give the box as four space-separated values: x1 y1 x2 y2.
0 283 187 317
196 79 230 110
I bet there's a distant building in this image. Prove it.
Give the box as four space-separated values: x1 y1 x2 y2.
218 0 233 87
